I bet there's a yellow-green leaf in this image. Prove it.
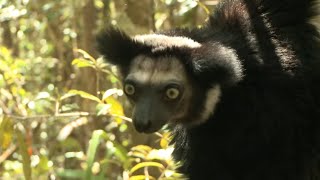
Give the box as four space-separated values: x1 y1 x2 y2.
129 151 147 159
105 96 124 123
129 162 165 174
67 90 101 103
60 92 78 100
160 132 172 149
131 145 152 155
71 58 95 68
76 49 96 62
131 145 153 151
0 117 14 148
129 175 156 180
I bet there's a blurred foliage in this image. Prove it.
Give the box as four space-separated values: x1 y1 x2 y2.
0 0 217 179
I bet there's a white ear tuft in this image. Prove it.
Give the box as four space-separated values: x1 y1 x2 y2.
133 34 201 52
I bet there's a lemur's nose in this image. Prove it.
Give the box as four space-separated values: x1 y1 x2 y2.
133 118 152 133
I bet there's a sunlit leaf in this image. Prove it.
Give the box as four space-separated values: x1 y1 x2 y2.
131 145 152 154
57 125 73 141
57 117 88 141
130 162 165 174
71 58 95 68
160 132 172 149
102 88 123 101
96 103 111 116
96 57 108 70
146 147 174 161
129 151 146 160
66 90 101 103
105 96 124 123
60 92 77 101
129 175 156 180
0 46 11 59
75 49 96 62
95 0 104 9
35 92 51 100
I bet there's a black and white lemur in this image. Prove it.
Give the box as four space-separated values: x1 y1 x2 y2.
96 0 320 179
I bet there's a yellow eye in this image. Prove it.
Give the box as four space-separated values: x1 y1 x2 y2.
124 84 135 95
166 88 180 100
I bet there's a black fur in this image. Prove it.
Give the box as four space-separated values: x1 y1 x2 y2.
97 0 320 179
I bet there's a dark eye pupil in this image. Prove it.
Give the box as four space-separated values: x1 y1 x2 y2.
169 90 175 96
125 84 135 95
166 88 179 99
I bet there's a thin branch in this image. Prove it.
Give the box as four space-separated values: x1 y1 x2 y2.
0 144 16 164
0 99 10 114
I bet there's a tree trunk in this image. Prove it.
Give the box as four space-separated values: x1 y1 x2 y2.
73 0 98 111
125 0 155 31
1 20 19 56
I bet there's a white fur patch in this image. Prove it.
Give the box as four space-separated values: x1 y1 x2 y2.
133 34 201 52
198 85 221 124
128 55 187 84
218 46 243 81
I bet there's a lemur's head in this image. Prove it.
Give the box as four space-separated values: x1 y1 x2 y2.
96 27 242 133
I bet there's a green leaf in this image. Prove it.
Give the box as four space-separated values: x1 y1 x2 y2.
71 58 95 68
113 141 129 164
67 90 101 103
129 162 165 175
16 128 32 180
85 130 105 180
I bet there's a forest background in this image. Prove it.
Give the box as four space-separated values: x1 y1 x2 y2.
0 0 218 179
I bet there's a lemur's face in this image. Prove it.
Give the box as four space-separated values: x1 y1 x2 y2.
96 28 240 133
123 55 193 133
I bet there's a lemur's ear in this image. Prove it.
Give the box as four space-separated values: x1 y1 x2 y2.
187 43 243 86
96 27 149 70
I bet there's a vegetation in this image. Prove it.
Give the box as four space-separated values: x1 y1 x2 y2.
0 0 217 179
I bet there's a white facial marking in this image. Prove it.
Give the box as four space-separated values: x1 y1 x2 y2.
133 34 201 52
198 85 221 124
128 55 187 84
